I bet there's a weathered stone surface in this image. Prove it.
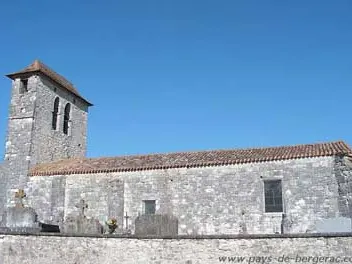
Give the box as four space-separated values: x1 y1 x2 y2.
0 206 41 233
29 175 125 229
316 217 351 233
135 214 178 236
61 199 103 234
333 155 352 219
0 73 89 214
0 234 351 264
0 164 8 221
30 76 88 165
27 156 352 235
4 207 38 228
0 189 41 233
61 216 102 235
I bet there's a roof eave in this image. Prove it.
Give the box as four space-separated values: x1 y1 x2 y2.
6 70 38 79
5 71 93 107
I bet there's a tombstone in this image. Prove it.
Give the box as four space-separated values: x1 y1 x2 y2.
135 214 178 236
61 199 103 235
315 217 351 233
0 189 41 233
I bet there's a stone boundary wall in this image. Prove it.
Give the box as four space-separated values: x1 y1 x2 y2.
0 233 351 264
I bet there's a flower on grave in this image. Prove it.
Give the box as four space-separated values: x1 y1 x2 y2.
15 189 26 199
106 218 118 234
106 218 117 227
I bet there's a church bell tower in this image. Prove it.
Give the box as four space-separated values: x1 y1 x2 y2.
3 59 92 192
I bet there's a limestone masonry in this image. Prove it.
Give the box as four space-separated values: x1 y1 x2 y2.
1 60 352 236
0 233 351 264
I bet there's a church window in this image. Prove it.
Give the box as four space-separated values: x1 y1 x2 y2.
20 79 28 94
143 200 156 215
52 97 59 130
264 180 283 212
63 103 71 135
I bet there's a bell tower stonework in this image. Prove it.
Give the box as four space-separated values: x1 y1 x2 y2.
1 60 92 213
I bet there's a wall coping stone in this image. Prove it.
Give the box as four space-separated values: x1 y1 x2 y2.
0 232 351 240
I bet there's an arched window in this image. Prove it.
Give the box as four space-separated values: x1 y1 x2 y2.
52 97 59 130
63 103 71 135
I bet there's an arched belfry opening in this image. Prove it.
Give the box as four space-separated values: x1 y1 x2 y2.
63 103 71 135
52 97 60 130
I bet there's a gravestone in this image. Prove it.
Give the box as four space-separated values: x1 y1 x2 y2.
315 217 351 233
135 214 178 236
121 211 132 235
0 189 41 233
61 199 103 234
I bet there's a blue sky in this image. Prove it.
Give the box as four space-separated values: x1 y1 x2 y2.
0 0 351 158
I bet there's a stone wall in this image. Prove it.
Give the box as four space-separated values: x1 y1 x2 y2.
27 156 350 234
30 75 88 165
0 163 8 220
333 156 352 219
26 175 66 225
27 174 125 226
0 233 351 264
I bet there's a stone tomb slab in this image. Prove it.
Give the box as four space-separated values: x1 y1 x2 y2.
62 216 103 235
135 214 178 236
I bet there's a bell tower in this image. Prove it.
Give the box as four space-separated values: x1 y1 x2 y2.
3 59 92 191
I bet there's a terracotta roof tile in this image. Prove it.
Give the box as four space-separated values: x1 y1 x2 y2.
29 141 352 176
6 60 92 106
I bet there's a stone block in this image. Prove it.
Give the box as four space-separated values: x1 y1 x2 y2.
0 206 41 233
315 217 351 233
135 214 178 236
61 216 103 235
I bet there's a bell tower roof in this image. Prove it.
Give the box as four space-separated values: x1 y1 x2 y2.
6 60 92 106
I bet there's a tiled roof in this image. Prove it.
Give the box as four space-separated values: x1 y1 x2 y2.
29 141 352 176
6 60 92 106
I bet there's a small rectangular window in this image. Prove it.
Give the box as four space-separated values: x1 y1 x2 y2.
143 200 156 215
264 180 283 212
20 79 28 94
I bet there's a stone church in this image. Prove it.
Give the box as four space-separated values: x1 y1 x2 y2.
0 60 351 235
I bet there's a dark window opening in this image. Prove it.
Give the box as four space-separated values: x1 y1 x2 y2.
144 200 156 215
20 79 28 94
52 97 59 130
264 180 283 212
63 103 71 135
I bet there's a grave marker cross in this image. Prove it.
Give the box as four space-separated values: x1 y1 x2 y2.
124 211 130 230
75 199 88 217
14 189 26 208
